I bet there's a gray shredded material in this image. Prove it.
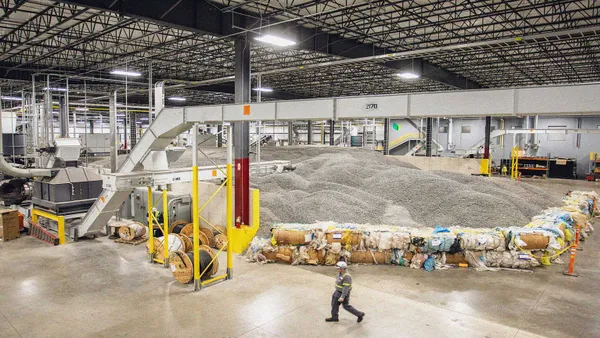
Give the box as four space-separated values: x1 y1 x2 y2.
92 145 563 239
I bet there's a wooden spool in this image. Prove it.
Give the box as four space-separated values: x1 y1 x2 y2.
179 234 193 252
214 225 227 235
200 227 215 241
118 222 146 241
179 223 194 237
169 220 190 234
170 245 219 284
189 231 211 247
519 234 549 250
213 234 228 250
147 234 186 262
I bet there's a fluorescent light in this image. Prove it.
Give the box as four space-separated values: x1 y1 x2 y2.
397 72 420 79
110 70 142 77
116 114 126 117
1 96 22 101
168 96 186 101
75 107 89 111
252 87 273 92
254 34 296 47
140 117 149 121
43 87 67 91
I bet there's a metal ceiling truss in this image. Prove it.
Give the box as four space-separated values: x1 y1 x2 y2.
0 0 597 105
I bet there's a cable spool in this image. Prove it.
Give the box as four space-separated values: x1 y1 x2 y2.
170 245 219 284
118 222 147 241
179 234 193 252
169 220 190 234
147 234 186 262
200 227 215 242
188 230 211 247
213 234 227 250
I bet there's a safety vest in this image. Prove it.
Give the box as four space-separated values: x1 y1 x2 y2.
335 272 352 291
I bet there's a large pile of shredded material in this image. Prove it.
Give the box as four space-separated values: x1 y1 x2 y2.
250 147 563 237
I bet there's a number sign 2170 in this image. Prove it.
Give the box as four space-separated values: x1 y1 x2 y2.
365 103 378 110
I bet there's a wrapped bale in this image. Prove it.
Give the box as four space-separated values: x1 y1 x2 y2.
443 252 468 265
517 234 550 250
421 236 455 253
350 250 391 264
459 232 505 251
276 246 295 264
390 232 411 250
485 251 540 269
273 228 310 245
325 230 362 246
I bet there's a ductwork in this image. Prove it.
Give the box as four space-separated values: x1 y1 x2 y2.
0 111 53 178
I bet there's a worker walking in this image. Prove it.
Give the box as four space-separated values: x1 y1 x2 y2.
326 261 365 323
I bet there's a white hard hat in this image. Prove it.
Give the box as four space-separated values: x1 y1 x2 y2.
336 261 347 269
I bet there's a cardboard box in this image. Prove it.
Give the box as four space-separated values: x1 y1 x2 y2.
0 209 20 241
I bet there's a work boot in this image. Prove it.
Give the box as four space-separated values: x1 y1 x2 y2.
357 313 365 323
325 317 339 322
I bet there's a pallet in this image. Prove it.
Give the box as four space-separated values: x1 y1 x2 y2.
114 237 146 246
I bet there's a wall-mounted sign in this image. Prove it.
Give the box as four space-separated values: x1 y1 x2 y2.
365 104 378 110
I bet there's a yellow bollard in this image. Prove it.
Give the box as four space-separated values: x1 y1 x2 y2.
162 189 169 267
226 163 233 278
192 165 200 290
148 186 154 262
58 216 65 245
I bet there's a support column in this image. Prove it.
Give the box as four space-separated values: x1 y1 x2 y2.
383 118 390 155
217 124 223 147
287 121 293 145
484 116 491 159
130 112 137 148
234 36 251 227
329 120 335 146
425 117 432 157
109 91 118 173
59 96 68 138
89 120 94 134
307 121 312 145
148 61 153 124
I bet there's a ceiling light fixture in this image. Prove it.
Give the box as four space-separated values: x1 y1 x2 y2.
110 70 142 77
254 34 296 47
1 96 22 101
168 96 186 101
75 107 89 111
397 72 420 79
252 87 273 92
43 87 67 91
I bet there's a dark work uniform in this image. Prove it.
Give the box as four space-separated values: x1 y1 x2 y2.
331 271 363 319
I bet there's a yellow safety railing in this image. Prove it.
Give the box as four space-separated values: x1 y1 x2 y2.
389 132 423 148
147 187 170 267
31 208 65 245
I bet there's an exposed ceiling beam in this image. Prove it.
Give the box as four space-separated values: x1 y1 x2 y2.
56 0 481 89
0 62 304 101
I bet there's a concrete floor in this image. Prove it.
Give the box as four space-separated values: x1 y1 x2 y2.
0 179 598 338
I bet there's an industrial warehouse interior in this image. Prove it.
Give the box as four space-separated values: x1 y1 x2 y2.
0 1 600 337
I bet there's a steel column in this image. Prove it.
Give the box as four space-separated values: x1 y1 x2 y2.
288 121 293 145
234 36 251 227
217 124 223 147
130 112 137 148
59 96 68 138
484 116 492 159
109 91 118 173
307 121 312 145
425 117 433 157
148 61 153 124
383 118 390 155
329 120 335 146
